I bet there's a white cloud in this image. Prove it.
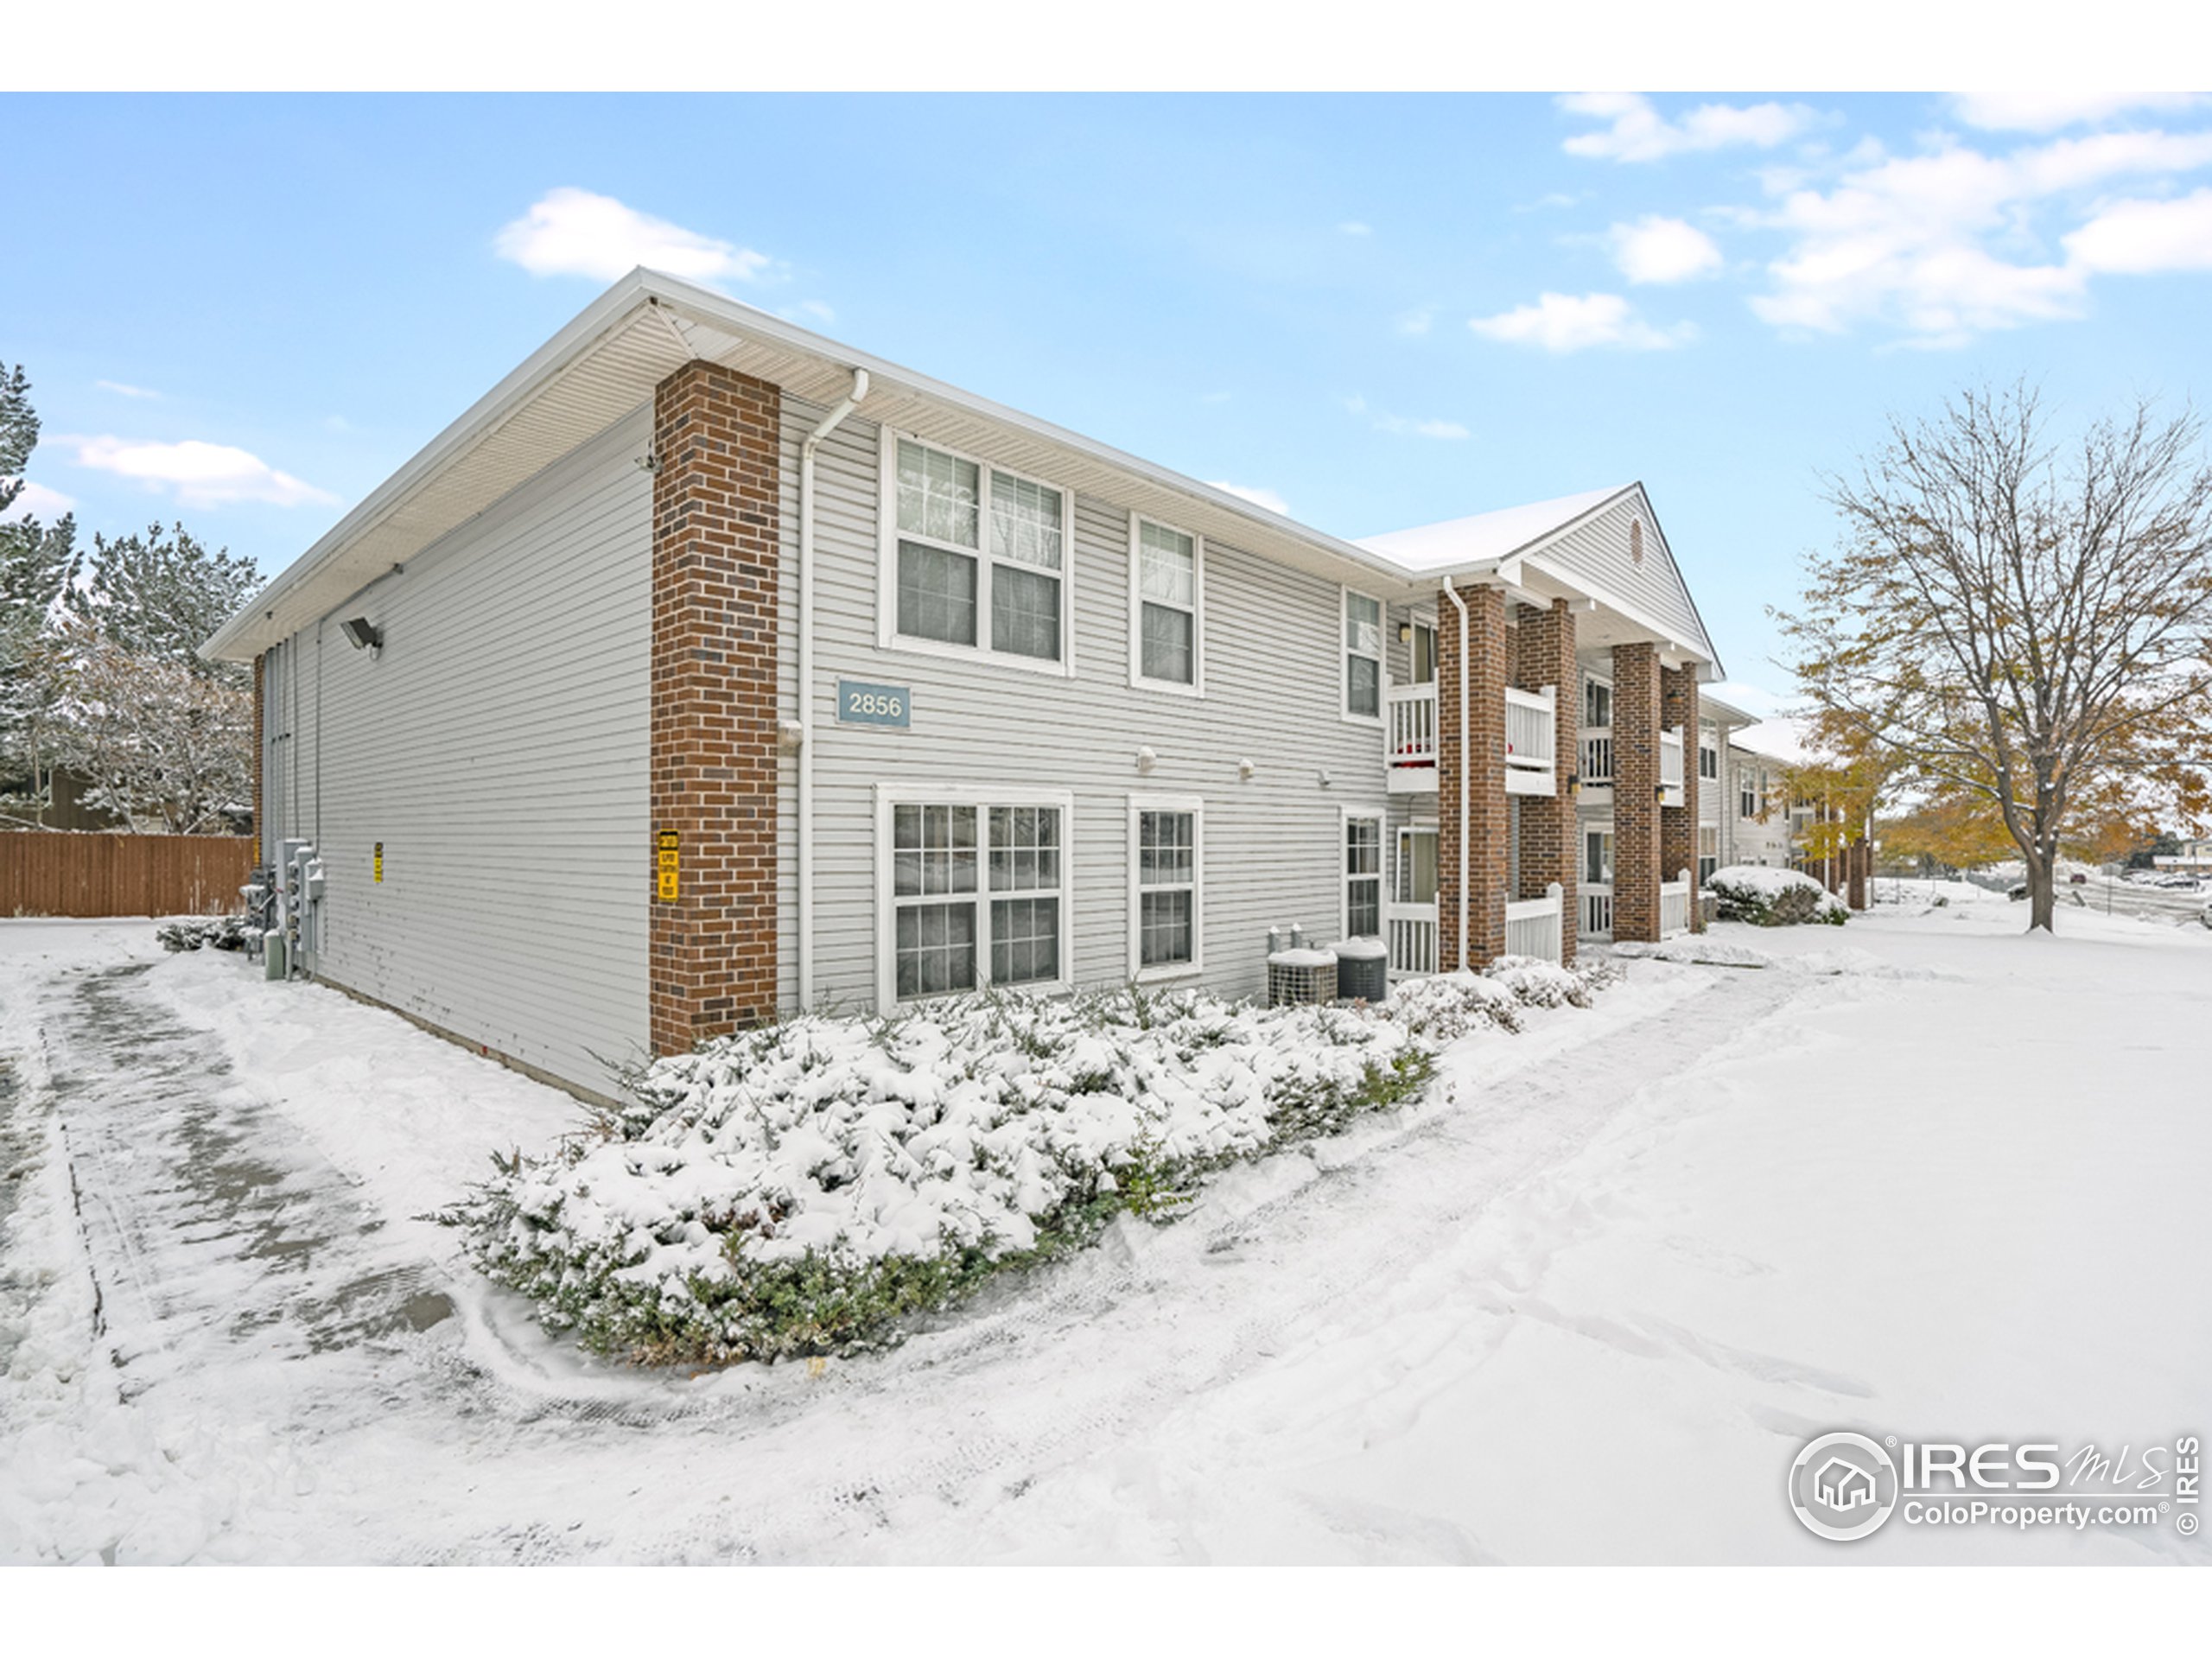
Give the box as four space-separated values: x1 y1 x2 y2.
1559 92 1820 163
1 480 75 523
1749 128 2212 340
1395 307 1434 336
2064 188 2212 273
1468 292 1691 353
95 379 161 400
61 435 337 509
1207 480 1289 516
494 187 777 286
1951 92 2203 133
1609 215 1725 283
1704 680 1789 721
1198 391 1233 404
1338 219 1372 236
1344 394 1469 440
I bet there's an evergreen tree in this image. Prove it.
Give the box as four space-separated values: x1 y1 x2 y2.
84 522 263 674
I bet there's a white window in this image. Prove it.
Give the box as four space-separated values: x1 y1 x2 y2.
1739 766 1763 821
1699 727 1719 781
1128 794 1203 978
1699 825 1719 885
879 429 1073 674
1343 810 1383 939
1584 677 1612 728
1344 589 1383 721
1129 515 1203 693
876 787 1073 1006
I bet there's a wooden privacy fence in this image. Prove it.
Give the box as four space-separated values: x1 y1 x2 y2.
3 833 256 918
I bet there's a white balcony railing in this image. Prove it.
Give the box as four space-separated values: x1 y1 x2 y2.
1581 726 1613 786
1660 725 1686 807
1660 868 1693 938
1504 684 1557 798
1387 683 1438 793
1504 882 1565 963
1385 903 1439 978
1583 882 1614 939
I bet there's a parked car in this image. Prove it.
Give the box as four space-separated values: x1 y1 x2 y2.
2202 895 2212 930
2069 872 2088 885
2008 883 2029 901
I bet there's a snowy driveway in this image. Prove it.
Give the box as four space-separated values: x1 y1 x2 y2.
3 899 2208 1564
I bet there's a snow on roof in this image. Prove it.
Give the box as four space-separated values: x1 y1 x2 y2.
1356 486 1632 573
1732 717 1814 766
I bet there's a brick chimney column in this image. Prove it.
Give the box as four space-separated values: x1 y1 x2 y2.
1436 583 1509 968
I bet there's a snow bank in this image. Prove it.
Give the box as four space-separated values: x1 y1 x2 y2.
448 965 1626 1366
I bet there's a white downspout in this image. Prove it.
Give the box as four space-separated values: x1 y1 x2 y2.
798 366 870 1013
1443 576 1470 971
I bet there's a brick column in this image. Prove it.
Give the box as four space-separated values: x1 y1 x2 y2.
649 360 783 1057
252 652 264 855
1611 641 1663 942
1512 599 1579 963
1661 664 1702 932
1437 584 1509 969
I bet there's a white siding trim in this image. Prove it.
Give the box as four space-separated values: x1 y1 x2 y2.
875 423 1077 679
873 782 1077 1009
1127 511 1206 699
1127 791 1205 982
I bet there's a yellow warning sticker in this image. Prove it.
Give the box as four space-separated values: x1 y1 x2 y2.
656 829 680 902
373 842 384 884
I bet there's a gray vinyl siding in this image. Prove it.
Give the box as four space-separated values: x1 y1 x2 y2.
780 396 1391 1011
261 409 653 1094
1542 497 1707 657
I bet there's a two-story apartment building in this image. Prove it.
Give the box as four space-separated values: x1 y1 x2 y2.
205 270 1727 1101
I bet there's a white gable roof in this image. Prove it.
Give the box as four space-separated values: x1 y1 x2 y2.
1357 486 1631 571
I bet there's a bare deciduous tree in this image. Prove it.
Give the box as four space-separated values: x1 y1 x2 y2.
1779 384 2212 931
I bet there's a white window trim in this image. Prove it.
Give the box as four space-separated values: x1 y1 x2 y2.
1127 791 1205 982
1584 823 1617 886
1341 586 1386 727
1126 511 1205 697
1341 804 1387 942
874 783 1077 1009
876 425 1077 680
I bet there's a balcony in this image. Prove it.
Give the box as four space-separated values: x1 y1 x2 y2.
1385 684 1438 793
1383 683 1557 797
1580 723 1685 805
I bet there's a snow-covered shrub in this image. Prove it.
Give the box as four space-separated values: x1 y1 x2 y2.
1382 971 1524 1039
156 913 251 952
442 987 1435 1365
1707 865 1847 926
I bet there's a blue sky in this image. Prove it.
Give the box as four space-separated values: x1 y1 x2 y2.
8 91 2212 709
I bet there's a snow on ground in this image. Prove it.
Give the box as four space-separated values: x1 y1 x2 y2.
3 895 2208 1564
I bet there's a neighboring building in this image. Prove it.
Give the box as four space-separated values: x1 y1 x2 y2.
204 270 1730 1101
1717 724 1795 869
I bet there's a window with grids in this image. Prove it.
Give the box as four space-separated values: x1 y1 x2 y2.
889 801 1065 1001
1135 808 1198 970
1739 766 1762 820
1699 722 1719 780
1699 825 1719 885
1345 815 1382 938
893 436 1065 663
1344 591 1382 718
1134 518 1198 686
